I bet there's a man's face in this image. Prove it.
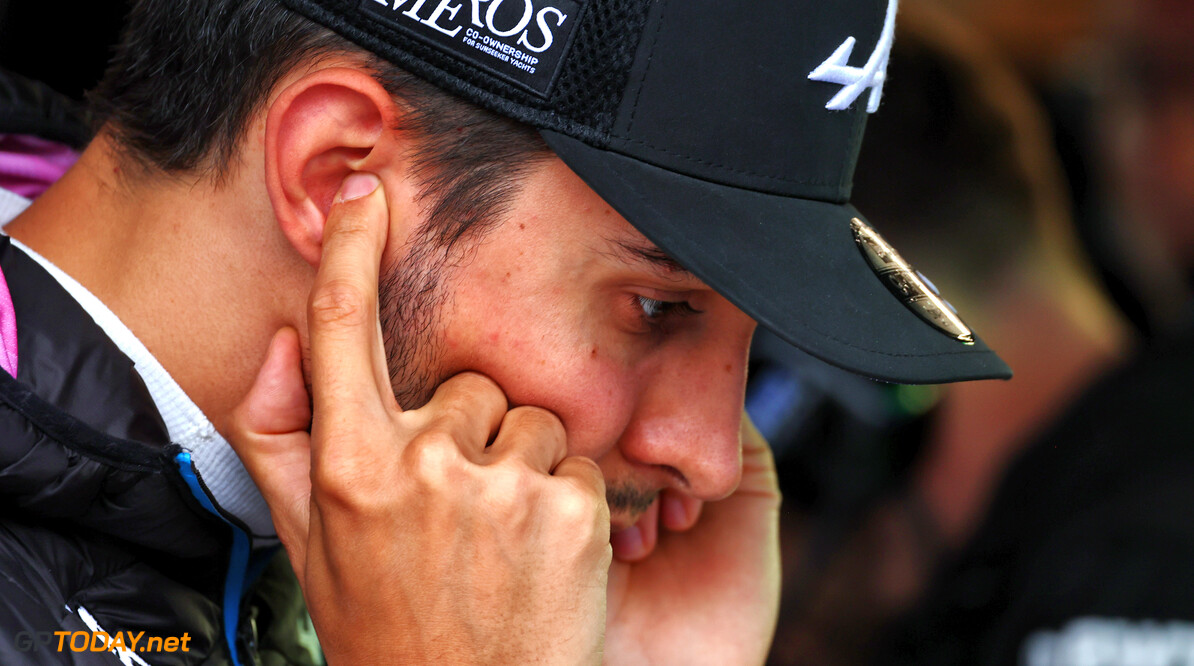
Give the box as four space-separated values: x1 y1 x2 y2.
377 157 756 535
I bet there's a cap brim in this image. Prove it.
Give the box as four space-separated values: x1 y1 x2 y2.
541 130 1012 384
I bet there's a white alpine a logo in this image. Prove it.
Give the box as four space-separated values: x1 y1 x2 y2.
807 0 899 113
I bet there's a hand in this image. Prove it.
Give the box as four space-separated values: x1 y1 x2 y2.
604 414 781 665
228 173 612 665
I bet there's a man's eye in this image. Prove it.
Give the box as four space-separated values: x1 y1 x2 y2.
637 296 700 322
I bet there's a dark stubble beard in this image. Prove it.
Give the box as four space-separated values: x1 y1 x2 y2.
378 237 452 411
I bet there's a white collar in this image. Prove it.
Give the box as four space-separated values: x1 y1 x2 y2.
1 192 275 541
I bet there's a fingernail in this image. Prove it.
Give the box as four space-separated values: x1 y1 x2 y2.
336 172 380 203
610 525 643 560
662 496 687 528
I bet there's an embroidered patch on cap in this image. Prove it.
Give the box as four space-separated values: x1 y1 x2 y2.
851 217 974 344
808 0 898 112
361 0 584 97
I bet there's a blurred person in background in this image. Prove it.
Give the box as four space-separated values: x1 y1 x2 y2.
875 0 1194 664
1098 0 1194 337
944 0 1192 341
758 2 1128 663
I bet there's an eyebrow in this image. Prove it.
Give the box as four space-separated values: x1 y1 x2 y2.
608 239 699 281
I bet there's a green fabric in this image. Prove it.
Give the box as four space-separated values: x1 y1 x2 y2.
243 550 324 666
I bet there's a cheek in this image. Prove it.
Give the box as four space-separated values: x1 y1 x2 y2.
518 347 638 461
441 308 639 461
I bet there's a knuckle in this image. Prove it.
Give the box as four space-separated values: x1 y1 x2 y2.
553 487 592 524
437 372 506 409
553 476 604 526
404 431 466 483
566 454 603 478
428 401 474 432
308 279 371 329
453 371 504 396
479 464 531 508
312 456 375 509
392 409 429 434
326 213 376 246
552 486 610 550
562 455 605 491
506 406 565 440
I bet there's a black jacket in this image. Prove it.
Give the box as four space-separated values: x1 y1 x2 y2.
879 326 1194 666
0 236 321 665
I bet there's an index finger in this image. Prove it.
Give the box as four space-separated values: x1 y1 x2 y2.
307 172 395 423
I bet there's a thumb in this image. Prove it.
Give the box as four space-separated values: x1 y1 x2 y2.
234 327 312 435
229 327 314 571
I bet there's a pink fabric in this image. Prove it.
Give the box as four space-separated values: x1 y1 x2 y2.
0 134 79 199
0 263 16 377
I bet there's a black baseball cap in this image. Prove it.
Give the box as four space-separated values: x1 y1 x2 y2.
280 0 1012 384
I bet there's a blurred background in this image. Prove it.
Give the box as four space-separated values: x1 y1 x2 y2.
3 1 1191 664
749 0 1194 664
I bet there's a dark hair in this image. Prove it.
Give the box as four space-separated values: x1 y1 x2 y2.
90 0 550 247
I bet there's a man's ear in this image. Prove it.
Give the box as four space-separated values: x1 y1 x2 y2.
264 67 400 266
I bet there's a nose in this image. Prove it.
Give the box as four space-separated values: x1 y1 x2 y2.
620 320 755 501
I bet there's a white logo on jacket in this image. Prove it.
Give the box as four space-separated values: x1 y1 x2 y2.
1022 617 1194 666
73 606 152 666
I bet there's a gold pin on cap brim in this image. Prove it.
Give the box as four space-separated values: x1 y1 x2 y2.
851 217 974 344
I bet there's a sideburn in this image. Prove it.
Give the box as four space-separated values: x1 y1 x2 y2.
378 235 454 410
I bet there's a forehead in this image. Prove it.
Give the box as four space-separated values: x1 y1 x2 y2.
516 156 704 286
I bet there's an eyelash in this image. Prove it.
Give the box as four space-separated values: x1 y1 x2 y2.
636 295 701 323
